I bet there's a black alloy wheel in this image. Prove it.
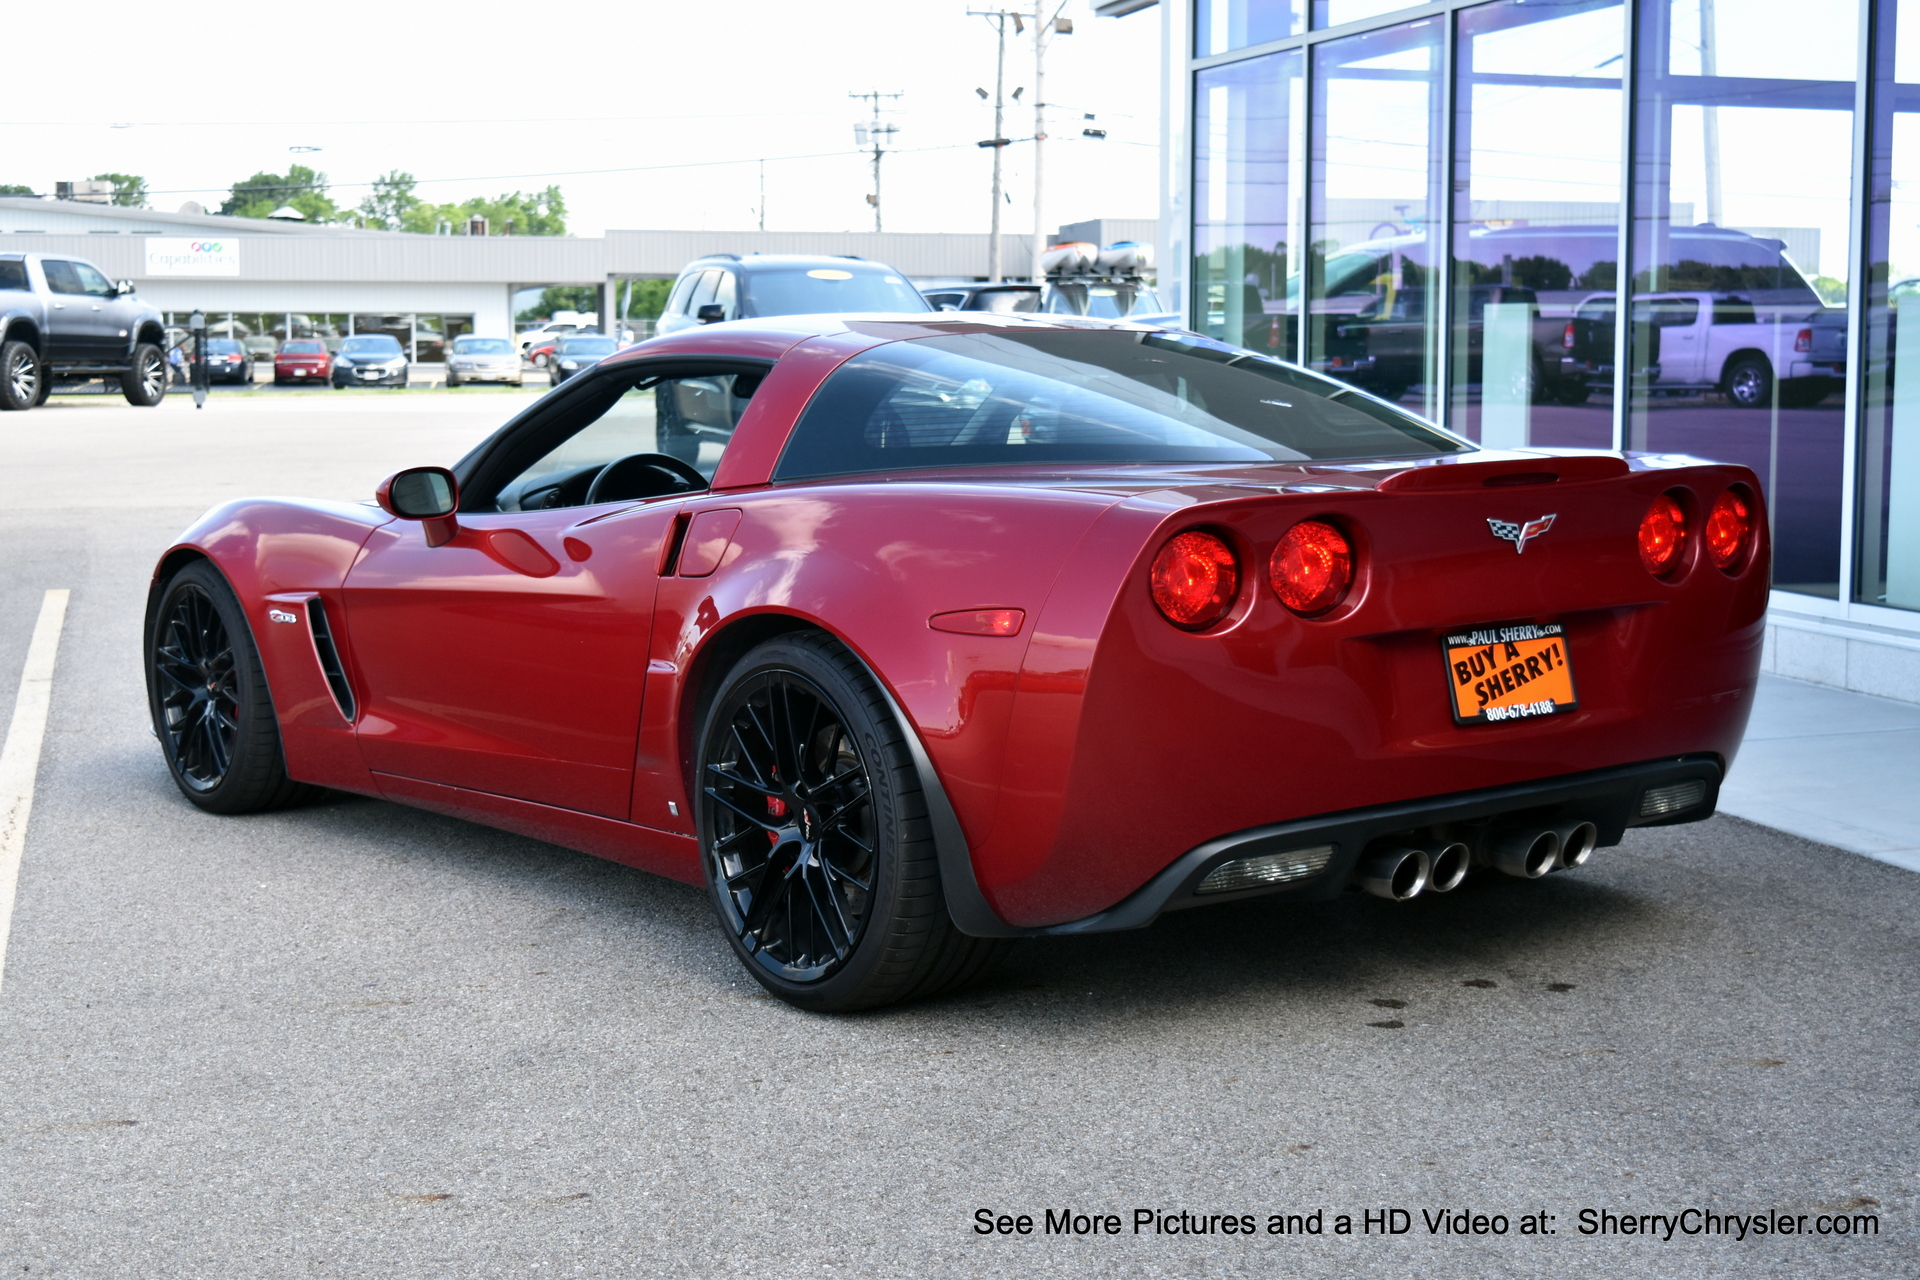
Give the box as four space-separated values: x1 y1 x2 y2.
147 561 311 813
0 339 40 411
697 634 1006 1010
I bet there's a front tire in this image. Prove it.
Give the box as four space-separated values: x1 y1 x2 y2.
121 343 167 405
147 561 311 814
697 634 1003 1011
0 339 40 410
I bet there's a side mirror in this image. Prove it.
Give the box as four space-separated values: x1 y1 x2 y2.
113 279 136 297
696 303 727 324
376 466 460 547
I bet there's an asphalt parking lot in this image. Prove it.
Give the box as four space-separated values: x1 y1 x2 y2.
0 391 1914 1278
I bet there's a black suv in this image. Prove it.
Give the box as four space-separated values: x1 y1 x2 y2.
655 254 930 335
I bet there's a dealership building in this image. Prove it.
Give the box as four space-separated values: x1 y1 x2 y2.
1105 0 1920 703
0 195 1073 361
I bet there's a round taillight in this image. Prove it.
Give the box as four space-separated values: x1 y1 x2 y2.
1705 488 1753 570
1270 519 1354 615
1149 531 1240 629
1638 493 1688 577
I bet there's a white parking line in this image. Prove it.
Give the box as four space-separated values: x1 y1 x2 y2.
0 589 70 996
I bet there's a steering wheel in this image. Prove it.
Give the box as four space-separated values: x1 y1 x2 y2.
584 452 708 506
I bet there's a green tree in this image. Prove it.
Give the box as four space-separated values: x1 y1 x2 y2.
221 165 338 222
0 183 35 197
515 285 602 323
623 278 674 320
90 172 147 207
402 185 568 237
357 170 420 231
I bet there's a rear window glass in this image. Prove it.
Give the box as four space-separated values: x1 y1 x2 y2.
0 260 26 291
281 341 325 353
742 268 930 317
339 335 403 354
774 330 1466 481
206 339 243 354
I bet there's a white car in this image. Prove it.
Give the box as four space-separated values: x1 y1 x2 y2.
516 321 584 355
445 336 524 387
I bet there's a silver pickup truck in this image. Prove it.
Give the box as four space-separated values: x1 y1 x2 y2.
0 252 169 411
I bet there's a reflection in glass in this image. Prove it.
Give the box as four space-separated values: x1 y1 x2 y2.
1196 0 1300 54
1194 49 1303 359
1450 0 1622 450
1309 18 1445 418
1861 0 1920 612
1629 0 1856 598
1314 0 1416 30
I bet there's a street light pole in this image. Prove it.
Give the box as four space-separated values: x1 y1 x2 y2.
970 9 1013 282
1030 2 1073 286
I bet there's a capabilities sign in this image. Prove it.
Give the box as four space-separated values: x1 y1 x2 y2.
144 238 240 277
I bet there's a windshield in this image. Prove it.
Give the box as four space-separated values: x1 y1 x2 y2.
340 335 403 355
453 337 513 355
559 337 617 356
741 268 930 317
281 340 324 354
774 330 1465 481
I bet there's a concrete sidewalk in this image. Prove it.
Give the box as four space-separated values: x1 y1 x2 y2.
1720 673 1920 873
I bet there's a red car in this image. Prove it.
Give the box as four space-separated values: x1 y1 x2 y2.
143 315 1767 1010
527 337 559 368
274 339 333 384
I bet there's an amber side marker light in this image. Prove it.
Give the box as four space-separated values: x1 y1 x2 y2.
1270 519 1354 615
1149 530 1240 629
1704 489 1753 571
1638 493 1688 576
929 608 1025 636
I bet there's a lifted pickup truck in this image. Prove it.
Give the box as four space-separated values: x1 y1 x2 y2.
0 252 169 411
1562 290 1845 409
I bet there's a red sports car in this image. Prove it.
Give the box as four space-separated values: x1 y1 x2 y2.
144 314 1767 1010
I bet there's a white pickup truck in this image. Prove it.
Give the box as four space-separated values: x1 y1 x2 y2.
1563 290 1846 410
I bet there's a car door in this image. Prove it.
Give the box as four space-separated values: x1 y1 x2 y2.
339 365 756 819
37 260 96 362
69 261 135 362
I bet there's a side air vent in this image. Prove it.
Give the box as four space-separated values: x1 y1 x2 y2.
306 597 357 722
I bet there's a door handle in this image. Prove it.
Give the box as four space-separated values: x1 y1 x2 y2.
52 302 66 309
91 304 103 311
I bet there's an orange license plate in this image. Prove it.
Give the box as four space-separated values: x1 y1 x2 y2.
1442 621 1577 725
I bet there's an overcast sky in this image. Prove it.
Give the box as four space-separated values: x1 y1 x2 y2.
2 0 1162 239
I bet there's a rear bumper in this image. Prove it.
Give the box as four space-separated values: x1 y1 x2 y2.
1024 754 1723 936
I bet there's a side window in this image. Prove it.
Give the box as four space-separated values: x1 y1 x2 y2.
665 272 698 317
71 262 114 297
0 259 27 291
487 368 766 512
41 260 83 294
687 270 722 314
713 270 738 319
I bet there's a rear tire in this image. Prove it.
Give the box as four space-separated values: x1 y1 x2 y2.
1724 355 1773 409
147 561 313 814
121 343 167 406
0 339 40 410
696 633 1005 1011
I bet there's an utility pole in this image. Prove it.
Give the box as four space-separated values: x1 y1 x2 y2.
1699 0 1723 227
1030 2 1074 285
970 8 1017 282
850 90 901 233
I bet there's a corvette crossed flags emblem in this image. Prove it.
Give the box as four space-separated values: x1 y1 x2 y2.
1488 514 1557 554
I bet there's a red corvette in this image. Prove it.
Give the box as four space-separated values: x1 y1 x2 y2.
144 314 1766 1009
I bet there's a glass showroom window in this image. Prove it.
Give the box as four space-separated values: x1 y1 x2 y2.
1314 0 1420 30
1449 0 1623 450
1628 0 1857 598
1194 48 1303 358
1861 0 1920 613
1196 0 1300 54
1309 16 1445 418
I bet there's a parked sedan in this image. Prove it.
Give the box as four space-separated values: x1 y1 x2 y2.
274 339 333 385
203 338 254 385
445 336 523 387
330 334 409 388
548 334 619 385
143 313 1765 1012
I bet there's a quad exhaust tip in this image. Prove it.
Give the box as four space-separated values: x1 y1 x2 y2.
1359 846 1430 901
1553 820 1598 870
1425 841 1471 893
1491 825 1561 879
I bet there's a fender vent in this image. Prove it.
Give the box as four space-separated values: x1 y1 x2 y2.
306 597 357 722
